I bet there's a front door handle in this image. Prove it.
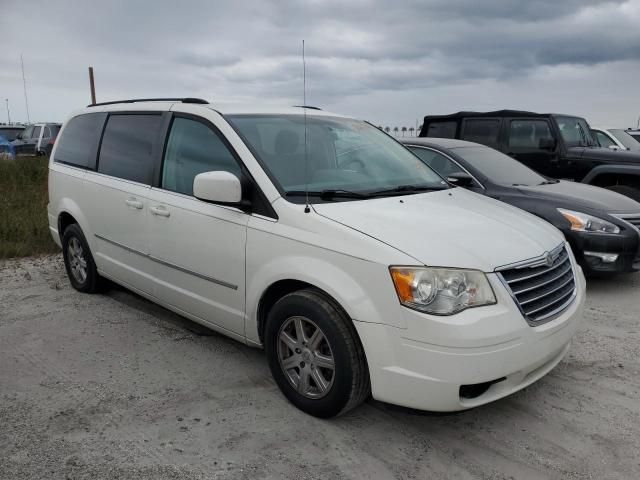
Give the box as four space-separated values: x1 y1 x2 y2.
125 198 143 209
149 205 170 217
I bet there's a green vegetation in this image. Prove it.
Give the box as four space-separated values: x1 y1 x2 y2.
0 156 59 259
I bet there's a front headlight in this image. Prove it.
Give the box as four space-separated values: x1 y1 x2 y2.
557 208 620 234
389 267 496 315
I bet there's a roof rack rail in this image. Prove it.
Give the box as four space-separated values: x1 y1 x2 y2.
292 105 322 111
87 97 209 107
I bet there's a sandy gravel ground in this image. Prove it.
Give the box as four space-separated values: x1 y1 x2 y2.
1 254 639 480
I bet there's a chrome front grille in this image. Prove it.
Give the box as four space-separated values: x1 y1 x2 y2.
498 245 576 326
615 215 640 230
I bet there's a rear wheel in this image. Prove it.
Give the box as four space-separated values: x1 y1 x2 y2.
62 224 101 293
264 289 370 418
605 184 640 202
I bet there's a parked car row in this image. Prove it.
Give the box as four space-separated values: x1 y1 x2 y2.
400 138 640 275
47 99 638 419
418 110 640 202
0 123 61 157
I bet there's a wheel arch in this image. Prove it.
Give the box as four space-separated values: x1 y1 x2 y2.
582 164 640 188
247 255 401 346
256 279 351 345
54 198 93 247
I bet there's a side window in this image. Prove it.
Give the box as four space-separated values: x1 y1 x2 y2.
508 120 554 149
42 126 51 139
594 131 615 148
32 126 42 140
98 114 162 184
461 119 501 147
425 121 457 138
22 126 34 139
162 117 242 196
54 113 106 169
410 147 464 177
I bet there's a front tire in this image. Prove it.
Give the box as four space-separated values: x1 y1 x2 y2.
605 184 640 202
264 289 370 418
61 224 101 293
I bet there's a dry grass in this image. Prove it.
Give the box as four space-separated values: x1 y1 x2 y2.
0 156 59 258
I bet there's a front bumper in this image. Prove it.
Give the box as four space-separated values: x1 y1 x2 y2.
566 228 640 274
354 268 586 411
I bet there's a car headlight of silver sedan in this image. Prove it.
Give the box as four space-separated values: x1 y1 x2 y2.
390 267 496 315
557 208 620 234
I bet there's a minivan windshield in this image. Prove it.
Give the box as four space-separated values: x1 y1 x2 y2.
451 145 549 186
227 114 447 201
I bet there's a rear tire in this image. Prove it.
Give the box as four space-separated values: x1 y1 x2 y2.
61 224 101 293
605 184 640 202
264 289 370 418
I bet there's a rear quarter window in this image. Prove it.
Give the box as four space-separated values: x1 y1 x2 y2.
461 119 501 147
425 121 457 138
97 114 163 184
54 113 106 169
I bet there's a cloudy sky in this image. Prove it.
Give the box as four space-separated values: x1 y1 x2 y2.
2 0 640 129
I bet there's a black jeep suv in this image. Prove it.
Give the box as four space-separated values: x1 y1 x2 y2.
419 110 640 202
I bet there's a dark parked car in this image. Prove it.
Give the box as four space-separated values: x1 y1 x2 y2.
419 110 640 202
12 123 61 156
0 125 26 142
400 137 640 275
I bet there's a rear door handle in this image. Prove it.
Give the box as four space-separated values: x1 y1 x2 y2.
125 198 143 209
149 205 170 217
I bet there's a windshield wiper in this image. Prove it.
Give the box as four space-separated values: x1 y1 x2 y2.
369 184 447 196
538 179 559 185
284 189 371 199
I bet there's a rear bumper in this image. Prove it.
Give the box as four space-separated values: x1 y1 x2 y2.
354 268 586 411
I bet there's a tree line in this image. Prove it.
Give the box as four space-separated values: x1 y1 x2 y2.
376 125 423 136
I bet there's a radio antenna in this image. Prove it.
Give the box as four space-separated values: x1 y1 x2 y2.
20 54 31 124
303 40 310 213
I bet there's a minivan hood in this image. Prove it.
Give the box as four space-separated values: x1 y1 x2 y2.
516 180 640 214
313 188 564 272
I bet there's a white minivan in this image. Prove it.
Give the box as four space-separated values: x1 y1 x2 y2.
48 98 585 417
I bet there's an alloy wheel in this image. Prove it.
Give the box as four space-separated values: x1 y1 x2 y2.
67 237 88 284
277 316 335 399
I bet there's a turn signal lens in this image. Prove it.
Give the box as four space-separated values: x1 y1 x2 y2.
557 208 620 234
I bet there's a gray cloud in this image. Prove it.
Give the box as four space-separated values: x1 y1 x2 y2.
1 0 639 127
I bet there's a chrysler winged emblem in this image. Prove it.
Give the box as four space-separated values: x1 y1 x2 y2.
545 252 554 267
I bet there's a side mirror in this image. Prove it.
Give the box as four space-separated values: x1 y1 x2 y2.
447 172 474 188
15 133 22 140
608 145 621 151
193 171 244 206
538 138 556 150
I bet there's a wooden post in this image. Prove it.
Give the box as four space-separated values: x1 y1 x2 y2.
88 67 96 105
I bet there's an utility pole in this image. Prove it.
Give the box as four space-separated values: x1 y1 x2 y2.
20 54 30 124
88 67 96 105
5 99 10 124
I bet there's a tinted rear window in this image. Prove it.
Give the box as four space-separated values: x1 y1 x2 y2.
461 119 501 147
54 113 106 169
97 114 162 184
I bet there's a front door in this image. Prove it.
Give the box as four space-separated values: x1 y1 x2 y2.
148 114 248 336
505 119 558 177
